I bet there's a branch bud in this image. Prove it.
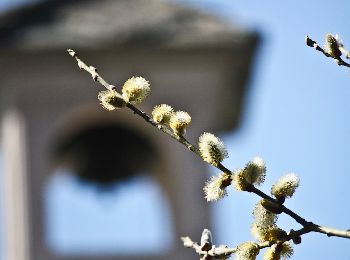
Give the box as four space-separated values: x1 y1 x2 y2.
67 49 77 57
305 35 316 47
200 229 213 251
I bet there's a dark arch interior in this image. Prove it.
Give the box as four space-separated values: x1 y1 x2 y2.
51 123 156 187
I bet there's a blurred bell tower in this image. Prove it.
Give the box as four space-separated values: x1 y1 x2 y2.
0 0 258 259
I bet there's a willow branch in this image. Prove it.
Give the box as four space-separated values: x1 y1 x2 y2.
305 35 350 68
181 235 239 259
181 226 315 259
67 49 350 240
311 224 350 239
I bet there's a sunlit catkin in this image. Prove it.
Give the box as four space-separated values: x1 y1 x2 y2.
98 90 126 110
243 157 266 185
264 242 294 260
152 104 174 125
325 33 342 58
235 242 260 260
198 132 228 166
271 173 299 201
251 224 287 243
169 111 191 136
233 157 266 191
122 76 150 104
203 173 230 202
253 200 278 227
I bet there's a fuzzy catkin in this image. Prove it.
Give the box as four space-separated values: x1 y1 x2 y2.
203 173 230 202
325 33 342 58
198 132 228 165
152 104 174 125
122 76 150 104
253 200 278 227
235 242 260 260
98 90 126 110
169 111 191 136
233 157 266 191
271 173 299 200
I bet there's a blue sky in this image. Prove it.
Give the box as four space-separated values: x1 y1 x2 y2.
174 1 350 259
1 0 350 259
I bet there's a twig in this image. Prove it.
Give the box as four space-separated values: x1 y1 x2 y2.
312 224 350 239
181 235 239 259
67 49 350 240
305 35 350 68
181 226 315 259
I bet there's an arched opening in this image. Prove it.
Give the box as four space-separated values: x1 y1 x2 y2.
44 123 174 256
51 124 155 186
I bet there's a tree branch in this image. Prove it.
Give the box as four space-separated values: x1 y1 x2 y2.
181 226 312 259
67 49 350 240
305 35 350 68
182 224 350 260
311 224 350 239
181 235 239 259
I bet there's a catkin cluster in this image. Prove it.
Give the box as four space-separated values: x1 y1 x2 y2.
98 76 150 109
97 76 301 260
99 76 229 165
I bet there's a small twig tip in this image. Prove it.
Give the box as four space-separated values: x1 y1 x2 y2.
67 49 76 57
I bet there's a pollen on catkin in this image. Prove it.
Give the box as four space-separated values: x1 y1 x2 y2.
251 224 287 243
244 157 266 185
264 242 294 260
122 76 150 104
232 168 249 191
203 173 230 202
169 111 191 136
252 200 278 227
98 90 126 110
263 245 280 260
152 104 174 125
279 242 294 259
271 173 299 201
235 242 260 260
325 33 342 58
198 132 228 166
233 157 266 191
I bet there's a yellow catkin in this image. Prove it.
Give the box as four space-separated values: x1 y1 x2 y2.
169 111 191 136
198 132 228 165
122 76 150 104
271 173 299 201
235 242 260 260
151 104 174 125
98 90 126 110
203 173 230 202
